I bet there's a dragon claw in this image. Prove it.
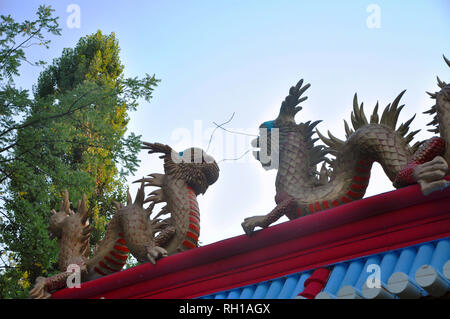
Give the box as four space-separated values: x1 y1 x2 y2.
29 277 51 299
142 142 172 155
134 173 165 187
241 215 267 236
414 156 449 195
147 246 168 265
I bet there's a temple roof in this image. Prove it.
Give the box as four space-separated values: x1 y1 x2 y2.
52 176 450 299
200 238 450 299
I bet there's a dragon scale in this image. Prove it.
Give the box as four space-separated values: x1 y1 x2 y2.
154 178 201 253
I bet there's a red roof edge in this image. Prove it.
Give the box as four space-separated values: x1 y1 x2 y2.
52 177 450 299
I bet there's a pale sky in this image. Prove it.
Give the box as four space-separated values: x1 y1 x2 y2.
2 0 449 245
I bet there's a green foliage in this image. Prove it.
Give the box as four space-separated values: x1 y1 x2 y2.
0 7 159 298
0 5 61 298
0 5 60 81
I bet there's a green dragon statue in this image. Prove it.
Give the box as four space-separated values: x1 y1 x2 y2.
29 143 219 298
242 55 450 236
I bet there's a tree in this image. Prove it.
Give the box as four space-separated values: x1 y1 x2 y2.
0 5 61 298
0 8 159 298
0 5 61 184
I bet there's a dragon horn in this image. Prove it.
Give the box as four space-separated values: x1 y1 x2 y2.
437 76 446 88
134 181 146 207
426 91 437 99
127 189 132 206
62 190 70 215
444 55 450 68
370 101 379 124
276 79 310 123
78 194 89 224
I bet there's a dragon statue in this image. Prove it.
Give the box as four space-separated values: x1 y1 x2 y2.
242 55 450 236
29 143 219 298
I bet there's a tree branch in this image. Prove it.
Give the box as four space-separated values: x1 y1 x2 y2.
0 88 97 139
0 27 42 67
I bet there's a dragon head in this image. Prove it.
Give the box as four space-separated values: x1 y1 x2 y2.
141 142 220 195
425 55 450 134
172 147 220 195
48 190 90 257
252 79 313 170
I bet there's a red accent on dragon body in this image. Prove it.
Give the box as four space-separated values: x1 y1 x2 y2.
351 183 367 191
116 238 126 245
94 267 106 276
341 196 353 203
98 261 117 273
184 187 200 248
189 223 200 234
314 202 322 212
110 251 128 261
189 210 200 219
189 216 200 224
353 176 370 182
346 190 363 199
394 137 446 187
182 240 196 249
113 245 130 253
186 231 199 241
104 255 124 267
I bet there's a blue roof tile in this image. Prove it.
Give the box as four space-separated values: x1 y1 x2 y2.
278 274 300 299
239 286 255 299
430 239 450 273
322 263 347 297
292 272 311 297
379 252 398 284
252 281 270 299
354 255 381 291
198 238 450 299
226 289 241 299
393 247 416 274
409 243 434 278
339 260 364 288
265 278 284 299
214 292 227 299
